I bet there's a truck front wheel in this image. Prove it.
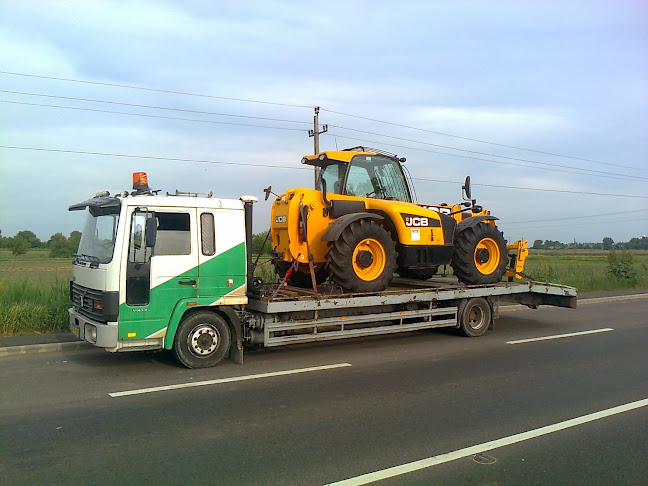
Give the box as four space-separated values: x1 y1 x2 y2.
173 311 231 368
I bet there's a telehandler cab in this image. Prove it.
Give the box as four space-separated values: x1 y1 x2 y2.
269 147 524 293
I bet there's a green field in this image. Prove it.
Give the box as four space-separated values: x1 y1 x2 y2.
0 249 72 283
1 249 646 336
0 249 72 335
522 249 648 292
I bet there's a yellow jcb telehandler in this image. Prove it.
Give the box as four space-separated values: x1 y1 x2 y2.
268 147 526 292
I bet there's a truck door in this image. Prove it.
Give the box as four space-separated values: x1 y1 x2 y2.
121 207 199 341
197 209 247 300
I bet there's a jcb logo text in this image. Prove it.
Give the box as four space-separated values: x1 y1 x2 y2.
405 217 429 227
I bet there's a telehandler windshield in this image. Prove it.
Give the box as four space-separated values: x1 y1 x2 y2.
316 154 412 202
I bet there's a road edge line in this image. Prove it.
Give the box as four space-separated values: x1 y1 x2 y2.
506 328 614 345
109 362 353 397
0 341 91 357
325 398 648 486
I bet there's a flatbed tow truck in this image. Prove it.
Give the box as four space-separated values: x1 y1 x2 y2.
68 173 576 368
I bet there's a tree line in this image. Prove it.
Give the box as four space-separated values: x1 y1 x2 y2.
2 228 646 258
0 229 81 257
531 236 648 250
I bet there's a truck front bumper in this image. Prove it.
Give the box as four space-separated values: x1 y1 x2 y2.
68 308 118 348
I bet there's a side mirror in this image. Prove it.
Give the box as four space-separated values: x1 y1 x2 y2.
264 186 272 201
462 176 471 200
145 216 157 248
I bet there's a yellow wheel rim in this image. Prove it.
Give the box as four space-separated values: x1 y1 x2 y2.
474 237 500 275
352 238 387 281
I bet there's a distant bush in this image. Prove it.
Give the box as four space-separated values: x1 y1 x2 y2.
251 230 271 256
607 249 637 285
8 237 30 256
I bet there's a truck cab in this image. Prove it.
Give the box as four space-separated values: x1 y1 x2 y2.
68 173 250 366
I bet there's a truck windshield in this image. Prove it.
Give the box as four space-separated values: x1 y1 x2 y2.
76 211 120 264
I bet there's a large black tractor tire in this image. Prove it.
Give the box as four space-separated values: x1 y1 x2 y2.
397 266 438 280
327 219 397 292
451 223 508 285
173 311 231 368
273 260 328 288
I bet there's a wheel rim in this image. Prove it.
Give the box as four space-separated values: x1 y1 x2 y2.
474 237 500 275
467 304 487 330
352 238 387 281
187 324 219 357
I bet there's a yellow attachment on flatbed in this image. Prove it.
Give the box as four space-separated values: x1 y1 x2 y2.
505 240 529 279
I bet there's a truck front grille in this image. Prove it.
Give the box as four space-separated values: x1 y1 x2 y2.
71 283 106 323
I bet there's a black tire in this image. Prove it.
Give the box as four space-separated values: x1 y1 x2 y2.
397 266 438 280
273 260 328 288
327 219 397 292
173 311 231 368
451 223 508 285
458 297 491 337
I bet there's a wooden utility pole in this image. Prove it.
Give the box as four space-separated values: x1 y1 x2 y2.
308 106 327 185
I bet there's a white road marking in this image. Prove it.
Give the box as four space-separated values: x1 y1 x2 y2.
506 328 614 345
325 398 648 486
109 362 352 397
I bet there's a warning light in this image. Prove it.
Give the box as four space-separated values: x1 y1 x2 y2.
132 172 150 193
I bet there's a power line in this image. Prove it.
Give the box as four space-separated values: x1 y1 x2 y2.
0 100 307 132
4 70 642 175
0 70 314 109
327 126 645 180
506 209 648 225
2 95 632 180
0 145 312 171
0 89 311 125
3 143 643 199
325 132 641 181
410 176 648 199
12 91 625 180
321 107 646 172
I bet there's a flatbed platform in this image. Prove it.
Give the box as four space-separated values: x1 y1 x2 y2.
248 277 577 313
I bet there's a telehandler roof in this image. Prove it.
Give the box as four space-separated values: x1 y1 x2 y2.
301 147 405 167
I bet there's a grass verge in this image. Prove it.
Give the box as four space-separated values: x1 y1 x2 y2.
0 279 70 336
522 252 648 292
1 251 646 336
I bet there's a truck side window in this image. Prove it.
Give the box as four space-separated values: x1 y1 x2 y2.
154 212 191 255
201 213 215 256
128 213 150 263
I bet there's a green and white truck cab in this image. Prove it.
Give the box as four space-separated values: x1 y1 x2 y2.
69 173 256 367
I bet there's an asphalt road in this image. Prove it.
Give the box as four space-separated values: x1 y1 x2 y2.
1 298 646 485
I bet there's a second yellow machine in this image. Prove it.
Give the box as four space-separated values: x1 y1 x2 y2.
269 147 526 292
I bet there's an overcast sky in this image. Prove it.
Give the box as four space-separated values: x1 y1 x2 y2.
0 0 646 245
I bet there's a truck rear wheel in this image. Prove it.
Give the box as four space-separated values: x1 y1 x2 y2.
173 311 231 368
451 223 508 285
458 297 491 337
327 219 396 292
